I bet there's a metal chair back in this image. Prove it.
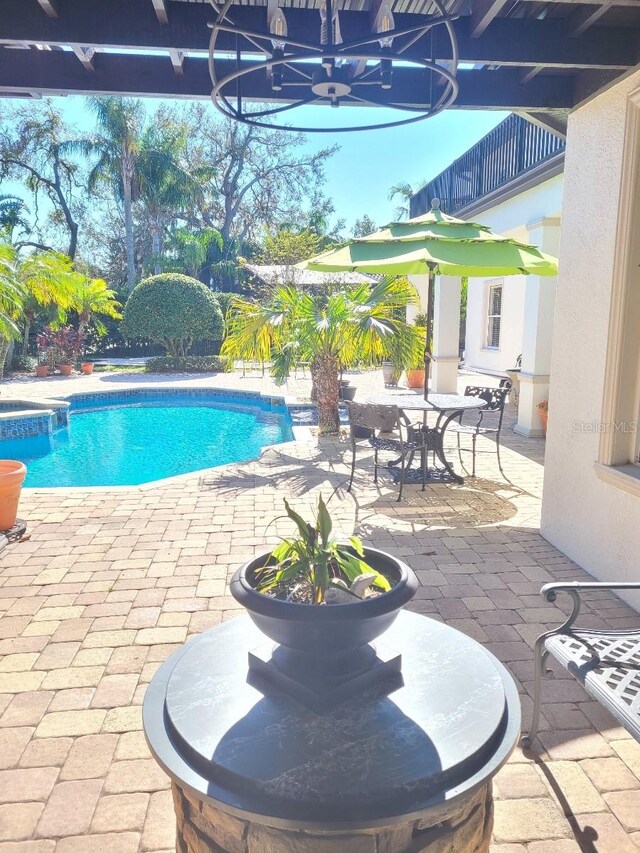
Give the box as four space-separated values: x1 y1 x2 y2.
464 385 509 412
346 402 400 435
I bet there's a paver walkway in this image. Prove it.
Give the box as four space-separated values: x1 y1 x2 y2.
1 369 640 852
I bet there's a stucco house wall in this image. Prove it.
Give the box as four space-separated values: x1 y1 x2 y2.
541 68 640 605
464 174 563 375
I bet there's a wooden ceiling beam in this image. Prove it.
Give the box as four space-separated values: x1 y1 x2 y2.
569 2 612 36
2 3 638 72
520 65 544 84
469 0 509 38
0 48 577 110
151 0 169 25
71 45 95 71
168 48 184 74
36 0 58 17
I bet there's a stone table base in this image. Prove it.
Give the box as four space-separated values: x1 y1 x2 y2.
172 781 493 853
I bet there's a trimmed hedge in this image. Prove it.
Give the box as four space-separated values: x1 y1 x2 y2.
144 355 233 374
123 274 224 357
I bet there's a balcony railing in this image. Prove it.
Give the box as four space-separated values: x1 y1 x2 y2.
410 114 565 217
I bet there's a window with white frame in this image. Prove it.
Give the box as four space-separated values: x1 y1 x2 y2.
486 282 502 349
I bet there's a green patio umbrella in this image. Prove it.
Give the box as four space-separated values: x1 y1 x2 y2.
298 200 558 398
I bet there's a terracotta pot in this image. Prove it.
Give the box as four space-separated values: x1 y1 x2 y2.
405 368 426 389
539 410 548 434
81 362 94 375
58 363 73 376
35 364 48 378
0 460 27 532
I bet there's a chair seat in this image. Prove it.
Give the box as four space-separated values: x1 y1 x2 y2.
448 422 498 436
545 629 640 740
369 436 423 452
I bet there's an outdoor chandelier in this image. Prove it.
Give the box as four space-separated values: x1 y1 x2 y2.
207 0 459 132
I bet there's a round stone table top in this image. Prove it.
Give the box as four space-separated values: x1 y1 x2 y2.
143 610 520 831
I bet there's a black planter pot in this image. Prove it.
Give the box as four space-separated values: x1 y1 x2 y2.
231 547 417 681
339 384 356 402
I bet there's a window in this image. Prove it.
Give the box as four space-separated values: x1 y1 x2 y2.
486 282 502 349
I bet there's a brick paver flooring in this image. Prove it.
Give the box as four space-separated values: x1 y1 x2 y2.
1 369 639 851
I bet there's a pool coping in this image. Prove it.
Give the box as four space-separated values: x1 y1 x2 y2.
5 385 319 493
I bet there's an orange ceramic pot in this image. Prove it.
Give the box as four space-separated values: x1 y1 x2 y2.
539 411 548 434
81 362 94 375
35 365 48 378
405 368 426 390
0 461 26 531
58 363 73 376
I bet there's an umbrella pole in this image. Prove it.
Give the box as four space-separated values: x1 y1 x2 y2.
424 267 435 401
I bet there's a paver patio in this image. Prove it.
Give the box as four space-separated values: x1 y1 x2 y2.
1 368 639 852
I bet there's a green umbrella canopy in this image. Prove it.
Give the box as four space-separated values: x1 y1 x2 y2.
297 201 558 399
298 203 558 278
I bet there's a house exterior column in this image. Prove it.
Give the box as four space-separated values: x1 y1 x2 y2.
515 216 561 436
432 275 461 393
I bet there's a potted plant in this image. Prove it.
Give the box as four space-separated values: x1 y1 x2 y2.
538 399 548 434
0 461 27 532
80 360 94 375
230 497 418 673
405 313 428 389
382 360 402 387
35 355 48 378
37 327 83 376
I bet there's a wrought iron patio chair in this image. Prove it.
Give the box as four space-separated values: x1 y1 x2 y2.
345 402 431 502
448 385 510 478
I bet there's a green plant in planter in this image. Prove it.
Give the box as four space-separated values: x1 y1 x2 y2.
256 496 391 604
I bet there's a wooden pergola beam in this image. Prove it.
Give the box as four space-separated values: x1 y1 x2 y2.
570 2 612 36
168 48 184 75
151 0 168 25
470 0 509 38
3 3 638 72
72 46 95 72
0 48 577 109
36 0 58 17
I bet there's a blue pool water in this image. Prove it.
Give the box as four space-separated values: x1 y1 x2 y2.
1 395 293 488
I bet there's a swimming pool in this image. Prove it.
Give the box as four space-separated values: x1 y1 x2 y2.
0 389 294 488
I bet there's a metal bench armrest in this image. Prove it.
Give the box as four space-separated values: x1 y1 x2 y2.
540 581 640 633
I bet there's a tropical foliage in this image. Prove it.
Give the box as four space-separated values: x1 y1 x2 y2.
223 277 423 434
256 496 390 605
122 273 224 358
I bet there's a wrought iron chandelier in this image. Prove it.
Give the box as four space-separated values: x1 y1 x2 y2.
207 0 459 132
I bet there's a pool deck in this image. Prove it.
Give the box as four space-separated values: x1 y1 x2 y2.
1 368 640 852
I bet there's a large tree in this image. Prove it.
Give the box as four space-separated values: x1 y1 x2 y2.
136 121 209 273
0 104 84 258
173 104 337 250
76 98 145 291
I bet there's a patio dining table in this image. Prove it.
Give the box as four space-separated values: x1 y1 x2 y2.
365 392 485 485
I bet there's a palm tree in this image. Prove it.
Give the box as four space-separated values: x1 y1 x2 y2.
136 125 209 274
223 278 424 434
158 226 223 279
0 245 25 376
388 181 422 221
74 98 144 291
0 245 76 357
69 273 122 338
0 195 29 242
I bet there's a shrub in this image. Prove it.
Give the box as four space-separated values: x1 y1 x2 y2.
123 274 224 358
144 355 233 374
10 354 36 372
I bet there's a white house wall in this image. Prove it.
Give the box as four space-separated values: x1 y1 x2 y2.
541 68 640 606
464 174 563 375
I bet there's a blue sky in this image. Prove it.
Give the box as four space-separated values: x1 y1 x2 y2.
46 97 508 232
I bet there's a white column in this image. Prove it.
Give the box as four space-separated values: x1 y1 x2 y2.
432 275 461 393
515 216 561 437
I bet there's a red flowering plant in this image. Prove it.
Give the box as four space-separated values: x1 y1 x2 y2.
37 326 85 367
